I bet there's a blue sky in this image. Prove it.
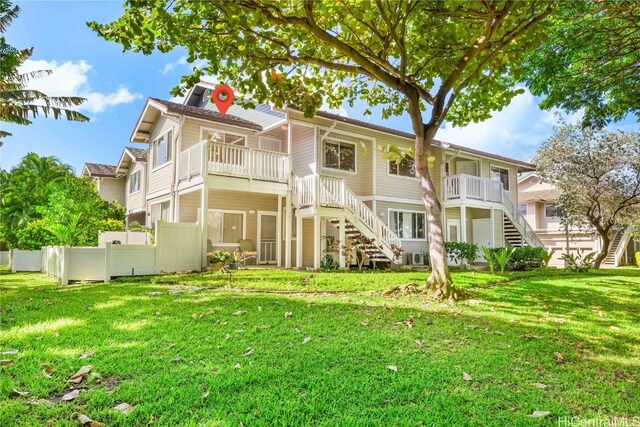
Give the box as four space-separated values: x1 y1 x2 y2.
1 1 638 174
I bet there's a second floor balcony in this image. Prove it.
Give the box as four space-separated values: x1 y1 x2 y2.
178 140 290 184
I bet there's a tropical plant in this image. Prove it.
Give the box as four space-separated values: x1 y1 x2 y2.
90 1 558 300
0 1 88 142
560 251 596 273
444 242 478 266
538 248 556 270
209 250 232 265
481 246 498 274
494 247 516 274
47 214 84 247
509 246 546 271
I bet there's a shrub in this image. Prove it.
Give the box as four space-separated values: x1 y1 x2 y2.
509 246 546 271
15 219 55 250
538 248 556 269
635 251 640 267
444 241 478 265
210 250 232 264
560 251 596 272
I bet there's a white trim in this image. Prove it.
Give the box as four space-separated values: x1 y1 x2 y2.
321 137 357 175
256 119 288 134
146 189 171 200
151 130 174 171
360 195 425 205
489 164 510 191
257 210 278 264
387 208 427 241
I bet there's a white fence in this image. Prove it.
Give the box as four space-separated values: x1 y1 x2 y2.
9 221 202 284
10 249 43 272
98 231 151 247
0 251 9 266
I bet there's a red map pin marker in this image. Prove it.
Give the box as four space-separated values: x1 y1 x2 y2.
212 85 234 117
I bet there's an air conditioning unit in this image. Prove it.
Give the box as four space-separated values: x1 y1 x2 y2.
407 252 425 265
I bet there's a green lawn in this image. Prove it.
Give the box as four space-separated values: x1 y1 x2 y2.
1 267 638 426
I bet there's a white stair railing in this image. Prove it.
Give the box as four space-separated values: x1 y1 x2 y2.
609 226 632 266
292 174 402 259
501 190 544 248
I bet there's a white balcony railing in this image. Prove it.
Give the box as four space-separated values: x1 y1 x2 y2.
178 140 289 183
443 174 543 247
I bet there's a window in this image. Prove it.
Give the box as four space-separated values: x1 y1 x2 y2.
202 129 246 146
389 157 415 178
150 201 170 227
389 210 426 240
208 210 245 244
129 170 140 194
324 139 355 172
545 203 558 218
152 131 172 168
490 166 510 190
518 204 528 215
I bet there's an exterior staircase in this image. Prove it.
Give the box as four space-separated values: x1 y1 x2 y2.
503 216 525 247
292 174 402 263
602 226 632 267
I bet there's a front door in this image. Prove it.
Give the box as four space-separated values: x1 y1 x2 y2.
258 212 277 264
472 218 492 262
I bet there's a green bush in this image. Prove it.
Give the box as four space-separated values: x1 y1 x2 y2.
15 219 55 250
210 250 232 264
444 241 478 265
635 251 640 267
509 246 547 271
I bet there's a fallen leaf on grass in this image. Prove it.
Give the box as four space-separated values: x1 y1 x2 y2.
554 352 564 362
387 365 397 372
1 359 14 367
610 326 621 331
234 363 241 369
42 368 56 378
255 325 271 330
113 403 134 414
232 310 246 316
521 334 543 340
415 339 424 347
284 311 293 318
61 389 81 401
79 351 94 360
1 349 18 355
360 320 369 326
467 299 483 305
12 388 29 396
69 365 92 384
528 410 551 418
463 372 473 382
394 318 415 328
493 331 506 336
243 347 254 357
532 383 549 390
302 337 312 344
75 413 103 426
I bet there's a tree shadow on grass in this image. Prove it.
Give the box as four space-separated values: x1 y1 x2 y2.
2 273 639 427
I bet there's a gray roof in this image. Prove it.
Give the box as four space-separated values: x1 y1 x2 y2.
150 98 263 131
84 163 118 178
126 147 148 162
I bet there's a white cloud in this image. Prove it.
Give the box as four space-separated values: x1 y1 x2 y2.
161 55 208 75
437 88 584 161
19 59 141 114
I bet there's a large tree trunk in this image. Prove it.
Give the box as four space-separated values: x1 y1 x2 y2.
415 135 454 299
593 230 610 269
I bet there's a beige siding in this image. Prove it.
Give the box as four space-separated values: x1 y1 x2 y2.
148 115 179 195
98 177 125 205
302 218 314 267
319 129 373 196
291 124 316 177
126 162 146 213
179 191 201 223
207 190 278 253
180 118 259 152
375 200 428 254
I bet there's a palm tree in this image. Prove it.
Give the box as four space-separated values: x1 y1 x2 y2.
0 1 88 142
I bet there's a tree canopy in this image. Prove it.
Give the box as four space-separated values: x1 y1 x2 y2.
533 124 640 268
0 1 89 142
523 1 640 128
0 153 125 249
